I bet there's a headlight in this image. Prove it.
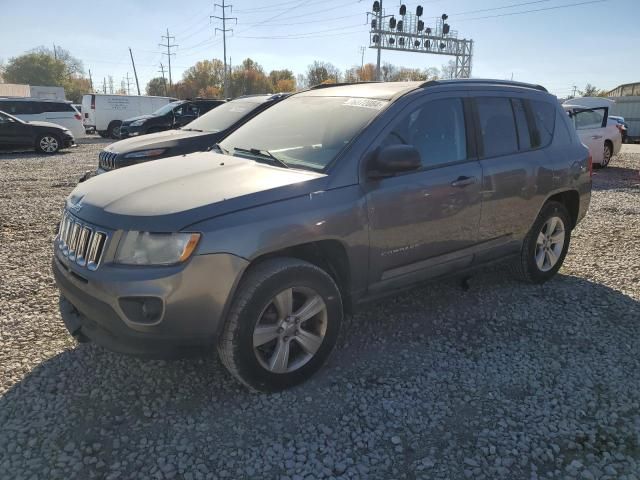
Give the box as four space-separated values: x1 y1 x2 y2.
115 232 200 265
130 120 145 126
123 148 167 159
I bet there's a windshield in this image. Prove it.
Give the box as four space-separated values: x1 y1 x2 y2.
219 96 388 171
184 99 261 133
152 101 183 116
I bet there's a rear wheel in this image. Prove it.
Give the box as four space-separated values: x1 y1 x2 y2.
514 201 572 284
36 134 61 154
218 258 343 392
601 141 613 168
97 130 109 138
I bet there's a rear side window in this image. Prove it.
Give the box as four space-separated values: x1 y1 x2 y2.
41 102 75 113
0 101 39 115
476 97 518 158
529 100 555 148
511 99 531 150
553 110 574 146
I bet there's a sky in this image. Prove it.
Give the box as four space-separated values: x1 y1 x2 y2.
1 0 639 98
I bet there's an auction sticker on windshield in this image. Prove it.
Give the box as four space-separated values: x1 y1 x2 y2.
342 98 387 110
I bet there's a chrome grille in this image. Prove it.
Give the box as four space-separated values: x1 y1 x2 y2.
98 150 119 170
57 212 108 271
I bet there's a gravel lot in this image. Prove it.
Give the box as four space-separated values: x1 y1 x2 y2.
1 139 639 480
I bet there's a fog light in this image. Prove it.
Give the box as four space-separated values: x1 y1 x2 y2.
119 297 164 324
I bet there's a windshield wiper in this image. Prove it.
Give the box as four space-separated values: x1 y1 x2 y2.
182 128 204 132
233 147 289 169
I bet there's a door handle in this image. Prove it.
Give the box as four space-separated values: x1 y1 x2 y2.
591 135 603 140
450 176 477 188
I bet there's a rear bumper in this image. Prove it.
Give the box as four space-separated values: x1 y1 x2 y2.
53 251 249 359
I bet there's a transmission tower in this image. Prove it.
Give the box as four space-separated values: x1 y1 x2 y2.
212 0 237 96
159 29 178 89
368 2 474 79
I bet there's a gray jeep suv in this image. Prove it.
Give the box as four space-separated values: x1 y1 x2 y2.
53 80 591 391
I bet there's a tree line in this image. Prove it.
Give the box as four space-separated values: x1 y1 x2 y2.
0 46 612 102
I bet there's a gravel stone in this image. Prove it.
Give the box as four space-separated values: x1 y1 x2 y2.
1 140 640 479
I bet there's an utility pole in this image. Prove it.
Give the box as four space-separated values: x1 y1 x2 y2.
108 76 114 94
102 77 107 94
572 85 578 98
53 43 57 60
359 46 366 78
129 48 141 95
212 0 237 96
375 0 382 81
124 73 133 95
158 63 168 96
159 29 178 91
88 69 94 91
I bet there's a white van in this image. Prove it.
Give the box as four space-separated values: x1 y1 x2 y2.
0 98 85 139
82 94 175 138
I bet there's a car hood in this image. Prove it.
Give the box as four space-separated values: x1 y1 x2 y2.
123 114 154 124
106 129 214 154
68 152 326 231
28 120 68 130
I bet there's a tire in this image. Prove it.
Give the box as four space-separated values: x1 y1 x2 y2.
218 257 343 392
36 133 61 154
514 201 572 284
602 141 613 168
107 121 122 139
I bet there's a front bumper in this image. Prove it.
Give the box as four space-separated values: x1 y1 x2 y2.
119 124 145 138
62 134 77 148
53 251 248 358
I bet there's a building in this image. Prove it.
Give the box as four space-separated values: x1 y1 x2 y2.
0 83 66 100
607 82 640 97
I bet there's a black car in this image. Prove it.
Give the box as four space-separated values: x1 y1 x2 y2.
0 110 76 154
119 99 225 138
88 94 288 178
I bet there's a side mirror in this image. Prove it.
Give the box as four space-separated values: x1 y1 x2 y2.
368 144 421 178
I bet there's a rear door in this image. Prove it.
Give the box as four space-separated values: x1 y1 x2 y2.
364 93 483 288
474 95 551 246
569 107 608 164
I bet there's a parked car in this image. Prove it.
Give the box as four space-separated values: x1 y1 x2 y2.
0 98 85 139
81 93 176 139
0 110 76 153
53 80 591 392
609 115 629 143
119 98 225 138
86 94 289 179
563 105 622 167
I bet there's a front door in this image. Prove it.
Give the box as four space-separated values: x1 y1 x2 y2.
0 113 32 148
364 95 483 288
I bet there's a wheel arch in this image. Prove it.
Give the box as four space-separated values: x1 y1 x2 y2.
545 190 580 228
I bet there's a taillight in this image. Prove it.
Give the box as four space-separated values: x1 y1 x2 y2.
74 113 82 121
91 94 96 110
587 154 593 177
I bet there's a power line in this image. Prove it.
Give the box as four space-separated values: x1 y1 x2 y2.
453 0 553 16
455 0 610 22
159 29 178 89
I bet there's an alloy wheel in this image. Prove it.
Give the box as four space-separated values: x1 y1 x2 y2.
603 144 612 166
534 216 565 272
253 286 328 374
40 136 59 153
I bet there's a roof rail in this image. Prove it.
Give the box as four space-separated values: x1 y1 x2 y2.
309 81 383 90
420 79 548 93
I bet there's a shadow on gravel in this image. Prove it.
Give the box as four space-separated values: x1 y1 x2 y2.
1 268 639 477
592 166 640 191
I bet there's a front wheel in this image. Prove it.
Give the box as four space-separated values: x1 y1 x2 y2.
36 134 61 154
218 258 343 392
601 142 613 168
514 201 572 284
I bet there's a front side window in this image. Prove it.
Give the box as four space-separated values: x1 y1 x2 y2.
152 101 183 116
382 97 467 168
220 96 388 171
186 99 263 133
476 97 519 157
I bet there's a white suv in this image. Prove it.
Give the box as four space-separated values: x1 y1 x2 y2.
0 98 85 139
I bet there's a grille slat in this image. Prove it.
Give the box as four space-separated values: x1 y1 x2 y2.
99 151 118 170
56 212 108 271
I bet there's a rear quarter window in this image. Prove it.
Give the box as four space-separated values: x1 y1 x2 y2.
553 110 574 146
0 101 40 115
529 100 556 148
41 102 75 113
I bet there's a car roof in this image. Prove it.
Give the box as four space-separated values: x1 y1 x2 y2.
0 97 71 103
298 79 550 101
